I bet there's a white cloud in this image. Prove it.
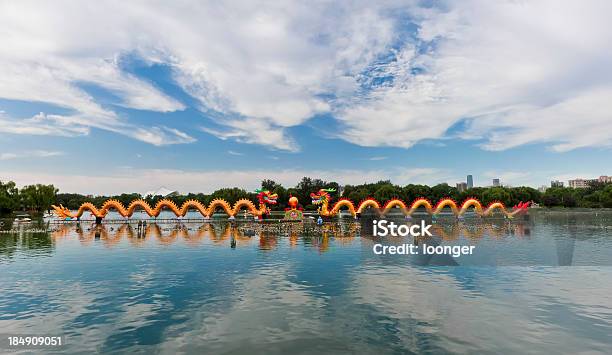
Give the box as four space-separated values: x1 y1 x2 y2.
0 111 194 147
467 88 612 152
227 150 244 156
0 1 610 151
130 126 195 146
3 166 603 194
2 167 449 195
337 0 612 151
0 2 189 146
0 112 89 136
0 1 395 151
0 150 64 160
201 118 299 152
349 266 612 353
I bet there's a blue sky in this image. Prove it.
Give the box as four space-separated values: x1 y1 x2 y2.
0 1 611 194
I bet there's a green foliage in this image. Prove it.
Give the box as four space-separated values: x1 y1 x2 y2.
292 177 338 210
401 184 432 202
373 183 401 202
260 180 290 210
481 187 511 205
20 184 59 212
345 189 369 203
0 180 20 214
261 179 282 192
541 184 612 208
430 183 456 202
210 188 255 205
0 182 58 215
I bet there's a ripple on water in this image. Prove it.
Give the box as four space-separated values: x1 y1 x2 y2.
0 218 612 353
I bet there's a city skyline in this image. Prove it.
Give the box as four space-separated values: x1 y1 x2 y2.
1 1 611 194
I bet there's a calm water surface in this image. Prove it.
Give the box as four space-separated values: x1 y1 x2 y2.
1 210 612 354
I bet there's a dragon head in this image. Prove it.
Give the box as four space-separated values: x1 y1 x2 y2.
513 201 531 212
51 204 73 220
256 189 278 205
310 188 335 205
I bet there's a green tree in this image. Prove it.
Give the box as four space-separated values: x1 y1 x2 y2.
0 180 20 215
373 184 401 202
542 187 578 207
510 187 541 206
261 179 281 192
601 185 612 208
346 188 369 204
430 183 457 202
20 184 58 212
401 184 432 202
481 187 512 206
210 187 255 205
293 177 337 210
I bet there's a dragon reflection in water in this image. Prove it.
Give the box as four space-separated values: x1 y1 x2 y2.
49 220 531 252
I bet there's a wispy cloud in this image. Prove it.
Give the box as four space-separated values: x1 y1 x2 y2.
0 112 89 137
0 111 194 147
367 156 388 161
2 167 450 195
336 1 612 151
131 126 195 146
0 150 64 161
0 1 610 152
227 150 244 156
201 118 299 152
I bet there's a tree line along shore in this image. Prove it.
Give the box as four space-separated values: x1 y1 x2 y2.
1 177 612 216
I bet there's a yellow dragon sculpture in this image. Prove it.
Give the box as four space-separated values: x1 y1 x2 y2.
310 188 530 219
51 190 278 220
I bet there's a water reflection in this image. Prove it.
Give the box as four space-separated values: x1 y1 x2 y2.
2 217 609 267
52 223 238 247
1 212 612 353
0 231 54 261
43 220 536 248
46 222 363 251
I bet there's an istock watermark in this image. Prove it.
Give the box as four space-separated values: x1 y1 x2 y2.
373 219 433 237
370 219 475 258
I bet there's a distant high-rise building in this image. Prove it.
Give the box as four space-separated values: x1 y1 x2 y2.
456 182 467 192
466 175 473 189
551 180 564 188
598 175 612 183
569 178 592 188
492 178 500 187
566 176 610 188
538 185 548 193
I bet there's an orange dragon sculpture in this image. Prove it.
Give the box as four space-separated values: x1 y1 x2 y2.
310 188 530 219
51 190 277 220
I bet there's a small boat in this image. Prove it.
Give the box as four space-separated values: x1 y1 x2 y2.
13 214 32 224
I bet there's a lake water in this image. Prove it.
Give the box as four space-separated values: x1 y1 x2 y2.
1 210 612 354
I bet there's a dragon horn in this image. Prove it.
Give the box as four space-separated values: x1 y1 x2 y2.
255 188 268 193
322 188 336 192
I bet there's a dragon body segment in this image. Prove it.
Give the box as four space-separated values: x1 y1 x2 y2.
51 190 278 220
310 189 529 218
